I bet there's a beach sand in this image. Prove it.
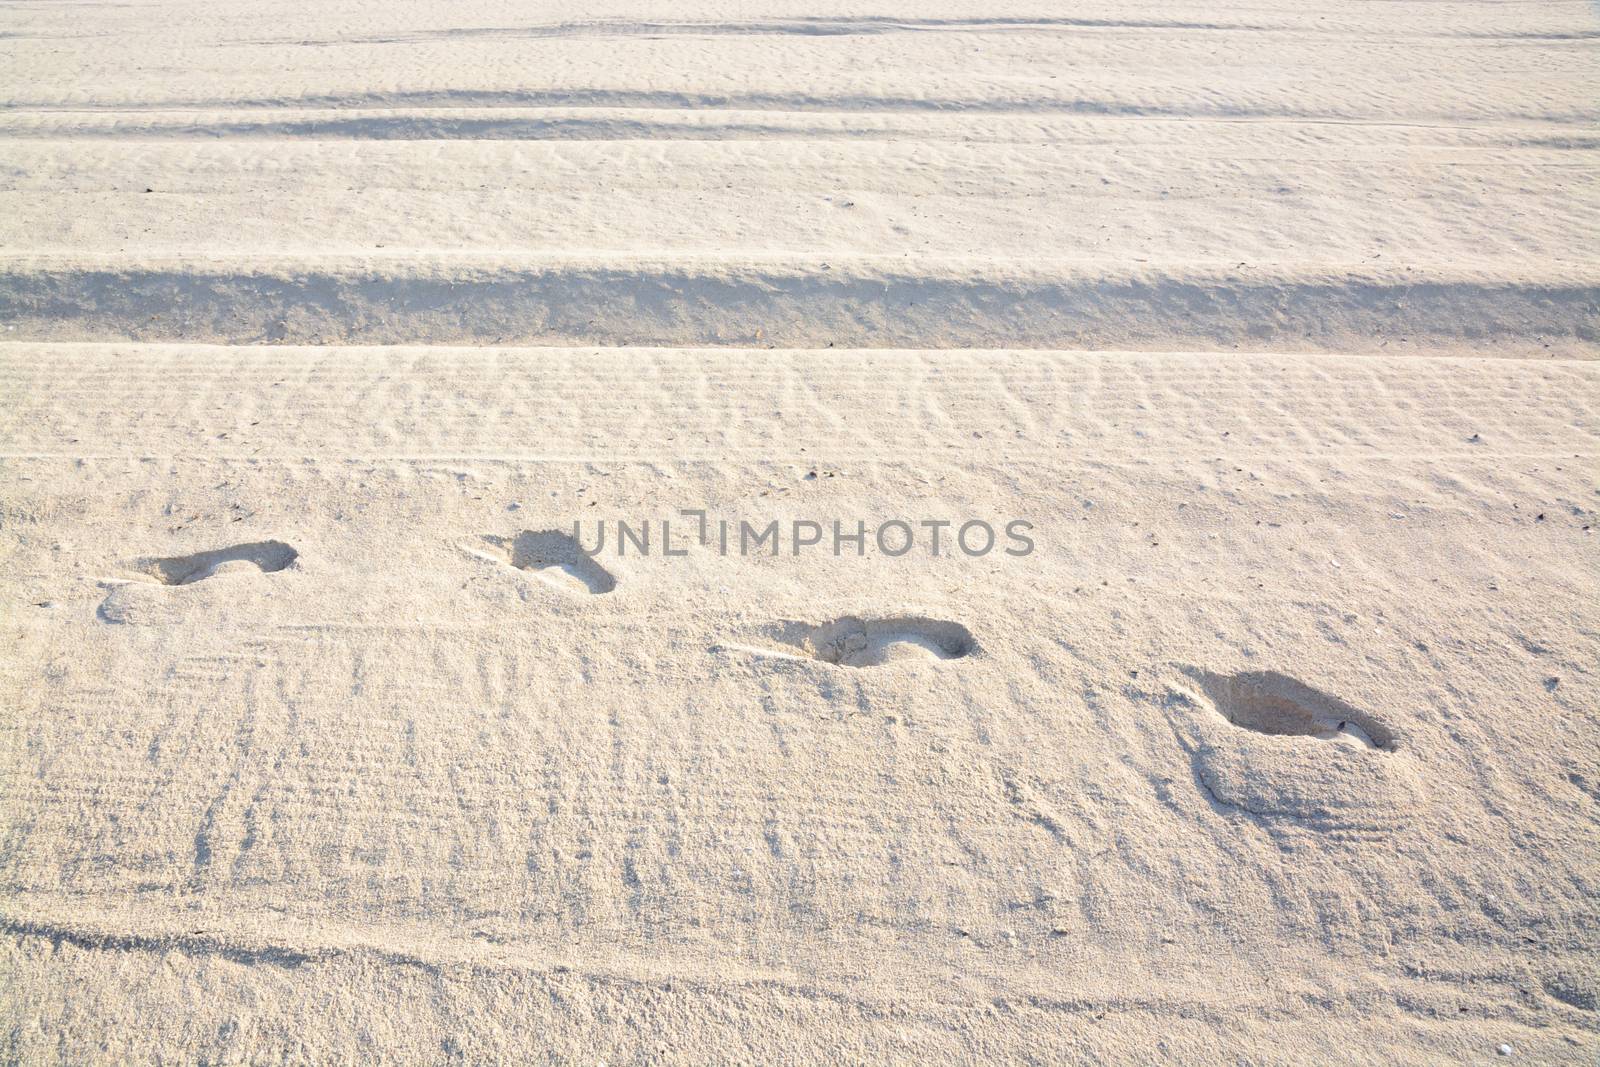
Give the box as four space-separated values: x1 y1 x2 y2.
1 1 1597 1062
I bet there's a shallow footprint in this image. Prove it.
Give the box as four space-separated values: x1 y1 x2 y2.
789 616 975 667
483 530 615 595
1172 667 1418 836
142 540 298 586
1182 667 1394 750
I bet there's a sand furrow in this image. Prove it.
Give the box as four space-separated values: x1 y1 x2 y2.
2 260 1594 354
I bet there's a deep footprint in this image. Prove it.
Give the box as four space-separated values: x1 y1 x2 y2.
143 541 298 585
1183 668 1394 750
485 529 616 595
789 616 975 667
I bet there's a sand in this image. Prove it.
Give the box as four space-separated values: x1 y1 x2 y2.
1 1 1597 1063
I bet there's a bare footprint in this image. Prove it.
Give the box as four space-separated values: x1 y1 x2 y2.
1181 667 1395 751
482 530 615 595
767 616 976 667
1170 667 1420 834
142 541 298 586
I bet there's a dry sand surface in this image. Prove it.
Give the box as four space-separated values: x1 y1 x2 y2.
2 1 1598 1063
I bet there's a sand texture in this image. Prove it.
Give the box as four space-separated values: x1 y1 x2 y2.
1 1 1597 1063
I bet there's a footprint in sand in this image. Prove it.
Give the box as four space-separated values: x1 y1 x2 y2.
722 615 976 667
99 540 298 623
142 540 299 585
1181 667 1395 750
481 529 616 595
1172 667 1418 835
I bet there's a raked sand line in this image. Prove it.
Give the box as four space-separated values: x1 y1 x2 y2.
2 256 1594 355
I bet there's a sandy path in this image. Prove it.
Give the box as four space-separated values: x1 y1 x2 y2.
2 1 1597 1063
4 344 1597 1061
